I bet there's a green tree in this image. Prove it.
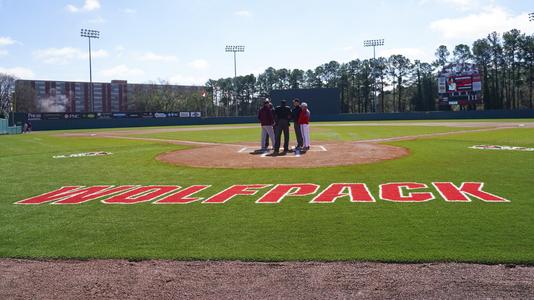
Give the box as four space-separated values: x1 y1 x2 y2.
388 54 412 112
453 44 473 64
434 45 450 68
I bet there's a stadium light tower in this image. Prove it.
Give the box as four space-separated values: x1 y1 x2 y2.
364 39 385 112
364 39 384 61
80 29 100 112
530 12 534 22
225 45 245 116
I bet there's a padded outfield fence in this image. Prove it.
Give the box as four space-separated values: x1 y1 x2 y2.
0 118 22 135
0 118 6 134
14 109 534 131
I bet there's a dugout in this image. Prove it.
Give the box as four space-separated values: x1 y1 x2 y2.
270 88 341 115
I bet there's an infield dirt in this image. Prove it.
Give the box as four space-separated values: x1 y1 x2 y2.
1 259 533 299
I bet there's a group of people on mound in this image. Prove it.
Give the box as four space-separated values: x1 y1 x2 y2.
257 98 310 155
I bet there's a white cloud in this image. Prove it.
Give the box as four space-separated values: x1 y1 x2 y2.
66 4 79 12
379 48 432 61
0 67 35 78
115 45 126 58
168 74 207 85
0 36 16 46
66 0 100 12
0 49 7 57
83 0 100 10
123 8 136 14
419 0 480 11
100 65 144 78
188 59 209 70
235 10 252 17
137 52 177 62
430 6 531 41
33 47 108 64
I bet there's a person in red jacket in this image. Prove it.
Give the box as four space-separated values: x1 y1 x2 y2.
257 100 275 152
298 102 311 151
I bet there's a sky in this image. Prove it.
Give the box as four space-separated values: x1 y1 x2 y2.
0 0 532 85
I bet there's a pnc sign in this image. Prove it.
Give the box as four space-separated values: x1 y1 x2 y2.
16 182 510 205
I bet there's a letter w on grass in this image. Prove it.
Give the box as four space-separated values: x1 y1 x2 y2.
16 186 137 205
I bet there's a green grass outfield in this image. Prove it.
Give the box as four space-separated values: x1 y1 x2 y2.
1 120 533 264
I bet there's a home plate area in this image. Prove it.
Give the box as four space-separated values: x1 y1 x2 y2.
239 145 328 157
156 142 408 169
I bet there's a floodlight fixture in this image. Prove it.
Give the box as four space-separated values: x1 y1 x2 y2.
363 39 384 47
529 12 534 22
80 29 100 39
225 45 245 52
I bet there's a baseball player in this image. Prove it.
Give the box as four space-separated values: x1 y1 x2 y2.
299 102 311 151
258 100 275 152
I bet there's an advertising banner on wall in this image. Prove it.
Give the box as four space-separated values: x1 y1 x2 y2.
25 112 202 120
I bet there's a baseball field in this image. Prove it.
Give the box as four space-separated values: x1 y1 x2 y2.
1 119 533 266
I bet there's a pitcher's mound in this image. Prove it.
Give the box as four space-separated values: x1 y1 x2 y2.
156 142 408 169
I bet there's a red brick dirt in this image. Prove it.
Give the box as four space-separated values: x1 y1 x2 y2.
1 259 533 299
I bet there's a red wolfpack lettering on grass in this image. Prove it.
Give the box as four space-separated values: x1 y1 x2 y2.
102 186 179 204
379 183 435 202
16 185 136 205
256 184 320 204
154 185 211 204
311 183 375 203
203 184 271 204
432 182 510 202
15 182 510 205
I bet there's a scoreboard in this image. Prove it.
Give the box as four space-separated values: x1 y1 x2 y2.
437 64 482 110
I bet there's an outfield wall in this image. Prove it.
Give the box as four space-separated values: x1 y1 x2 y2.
16 109 534 131
0 118 8 134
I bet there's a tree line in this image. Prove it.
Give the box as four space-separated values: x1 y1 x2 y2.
206 28 533 116
2 28 533 117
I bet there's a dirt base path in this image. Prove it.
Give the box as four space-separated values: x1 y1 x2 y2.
1 259 533 299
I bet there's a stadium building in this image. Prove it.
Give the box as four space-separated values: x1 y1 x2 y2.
15 79 204 113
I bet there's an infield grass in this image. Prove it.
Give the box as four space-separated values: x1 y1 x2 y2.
134 125 480 144
0 121 533 264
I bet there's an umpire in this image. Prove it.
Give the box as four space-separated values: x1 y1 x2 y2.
273 100 292 154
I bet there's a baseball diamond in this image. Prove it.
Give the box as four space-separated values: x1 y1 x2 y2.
3 2 534 296
1 119 534 298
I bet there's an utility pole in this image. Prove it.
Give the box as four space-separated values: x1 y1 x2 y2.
364 39 384 112
225 45 245 116
81 29 100 112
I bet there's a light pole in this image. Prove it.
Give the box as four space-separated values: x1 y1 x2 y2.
225 45 245 116
80 29 100 112
364 39 384 113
